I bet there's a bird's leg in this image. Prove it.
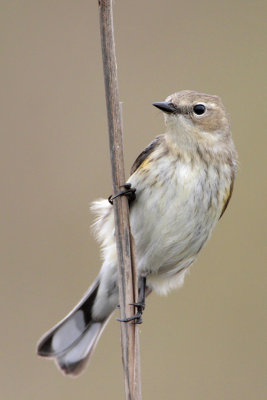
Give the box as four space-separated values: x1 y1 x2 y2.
117 277 146 324
130 276 146 323
108 183 136 205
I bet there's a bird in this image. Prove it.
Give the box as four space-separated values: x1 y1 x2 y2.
37 90 237 376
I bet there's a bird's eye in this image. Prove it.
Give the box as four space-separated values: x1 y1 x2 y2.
193 104 206 115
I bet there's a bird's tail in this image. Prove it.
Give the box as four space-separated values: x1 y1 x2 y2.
37 278 113 376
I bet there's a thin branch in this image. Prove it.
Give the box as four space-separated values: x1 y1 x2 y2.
98 1 141 399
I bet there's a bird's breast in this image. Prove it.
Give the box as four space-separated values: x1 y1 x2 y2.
128 154 232 275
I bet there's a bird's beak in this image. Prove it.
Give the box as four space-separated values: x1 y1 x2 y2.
152 102 177 113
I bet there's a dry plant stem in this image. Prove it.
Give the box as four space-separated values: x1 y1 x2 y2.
98 1 141 399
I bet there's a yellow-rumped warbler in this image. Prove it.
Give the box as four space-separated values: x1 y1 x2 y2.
37 90 237 375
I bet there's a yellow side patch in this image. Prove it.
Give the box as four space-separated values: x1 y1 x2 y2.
220 182 234 219
139 156 152 171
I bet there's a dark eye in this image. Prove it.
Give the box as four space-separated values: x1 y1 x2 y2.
193 104 206 115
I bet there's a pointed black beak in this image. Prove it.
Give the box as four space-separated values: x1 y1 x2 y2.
152 102 177 114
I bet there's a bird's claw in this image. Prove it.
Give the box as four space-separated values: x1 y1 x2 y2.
116 312 143 325
116 301 145 324
108 183 136 205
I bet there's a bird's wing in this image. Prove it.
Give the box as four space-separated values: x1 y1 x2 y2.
130 135 164 175
219 174 235 219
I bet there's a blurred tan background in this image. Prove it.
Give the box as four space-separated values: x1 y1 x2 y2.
1 0 266 399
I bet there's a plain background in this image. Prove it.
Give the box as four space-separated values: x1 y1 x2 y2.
1 1 266 399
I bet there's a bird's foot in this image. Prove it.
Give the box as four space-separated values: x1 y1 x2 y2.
116 310 143 325
117 277 146 324
108 183 136 205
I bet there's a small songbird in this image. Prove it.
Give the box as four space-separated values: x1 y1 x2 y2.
37 90 237 376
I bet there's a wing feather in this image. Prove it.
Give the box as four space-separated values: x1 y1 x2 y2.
130 135 164 175
219 175 235 219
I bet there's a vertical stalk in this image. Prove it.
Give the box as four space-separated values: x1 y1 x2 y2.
98 1 141 399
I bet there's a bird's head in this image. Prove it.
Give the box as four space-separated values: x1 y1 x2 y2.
153 90 232 153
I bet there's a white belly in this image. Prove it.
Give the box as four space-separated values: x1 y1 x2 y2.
91 156 231 296
128 158 225 294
